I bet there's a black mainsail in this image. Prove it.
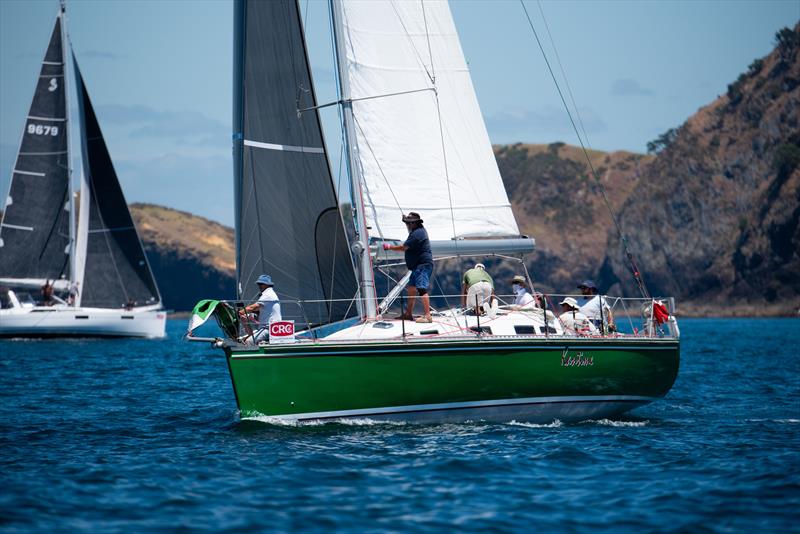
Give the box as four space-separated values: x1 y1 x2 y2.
234 0 359 326
0 15 71 287
73 57 161 309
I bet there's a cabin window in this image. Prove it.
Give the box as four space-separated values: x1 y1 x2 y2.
419 329 439 335
539 325 558 334
514 325 536 334
470 326 492 334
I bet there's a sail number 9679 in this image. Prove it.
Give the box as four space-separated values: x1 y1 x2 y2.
27 124 59 136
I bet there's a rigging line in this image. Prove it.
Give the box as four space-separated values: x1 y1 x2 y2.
420 0 436 83
389 0 435 84
90 175 131 305
535 0 590 147
247 146 267 293
297 87 435 114
519 0 650 299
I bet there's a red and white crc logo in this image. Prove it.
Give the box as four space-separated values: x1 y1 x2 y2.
269 321 295 337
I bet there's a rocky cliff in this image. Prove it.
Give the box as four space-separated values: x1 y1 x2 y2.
130 203 235 312
600 24 800 314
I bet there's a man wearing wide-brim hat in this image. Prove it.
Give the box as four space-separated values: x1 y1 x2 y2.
559 296 597 335
383 212 433 323
240 274 282 342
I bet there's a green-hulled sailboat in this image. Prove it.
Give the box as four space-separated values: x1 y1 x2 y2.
187 0 679 424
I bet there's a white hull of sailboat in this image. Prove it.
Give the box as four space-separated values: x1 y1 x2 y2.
0 306 166 338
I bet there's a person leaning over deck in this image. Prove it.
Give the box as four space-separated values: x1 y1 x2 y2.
559 297 598 335
509 275 535 309
383 212 433 323
240 274 282 343
576 279 615 332
462 263 494 315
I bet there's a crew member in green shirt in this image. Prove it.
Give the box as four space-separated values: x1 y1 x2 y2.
461 263 494 315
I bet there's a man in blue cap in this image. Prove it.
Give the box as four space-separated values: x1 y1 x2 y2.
576 279 614 332
241 274 282 342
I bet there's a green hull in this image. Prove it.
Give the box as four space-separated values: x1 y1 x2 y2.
225 337 679 423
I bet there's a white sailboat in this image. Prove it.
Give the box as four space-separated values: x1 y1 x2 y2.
0 3 165 338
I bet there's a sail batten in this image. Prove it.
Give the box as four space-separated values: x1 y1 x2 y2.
234 0 359 326
335 0 521 243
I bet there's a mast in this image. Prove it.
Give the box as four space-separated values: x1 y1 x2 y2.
60 0 78 303
329 0 378 319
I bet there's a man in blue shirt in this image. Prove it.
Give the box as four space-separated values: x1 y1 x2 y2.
383 212 434 323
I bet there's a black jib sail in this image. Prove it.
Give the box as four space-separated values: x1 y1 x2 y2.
0 15 71 286
73 57 161 309
234 0 359 327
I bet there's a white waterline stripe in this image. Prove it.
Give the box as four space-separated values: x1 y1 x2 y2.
244 139 324 154
13 169 45 177
1 223 34 231
28 116 67 122
263 395 656 421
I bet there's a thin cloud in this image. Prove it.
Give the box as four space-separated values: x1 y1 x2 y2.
79 49 122 60
610 78 654 96
485 106 607 143
114 152 233 225
97 104 228 143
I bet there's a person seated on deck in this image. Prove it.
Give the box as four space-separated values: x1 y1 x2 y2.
462 263 494 315
509 275 535 309
240 274 282 344
559 297 598 335
576 279 615 333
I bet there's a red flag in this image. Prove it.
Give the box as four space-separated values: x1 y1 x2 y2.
653 300 669 325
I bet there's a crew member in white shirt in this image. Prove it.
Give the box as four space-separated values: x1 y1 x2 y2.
559 297 598 335
509 275 535 309
576 279 615 332
241 274 282 343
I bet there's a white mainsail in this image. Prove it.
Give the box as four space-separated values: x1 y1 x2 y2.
335 0 520 243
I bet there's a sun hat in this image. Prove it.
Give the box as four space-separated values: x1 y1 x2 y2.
510 275 527 285
577 279 597 290
475 263 485 270
401 212 423 224
560 297 579 309
255 274 274 286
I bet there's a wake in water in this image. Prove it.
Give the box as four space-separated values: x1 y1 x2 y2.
243 414 407 427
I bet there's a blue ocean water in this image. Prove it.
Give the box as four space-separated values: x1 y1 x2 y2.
1 318 798 532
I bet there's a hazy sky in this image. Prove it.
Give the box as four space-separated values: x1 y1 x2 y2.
1 0 797 225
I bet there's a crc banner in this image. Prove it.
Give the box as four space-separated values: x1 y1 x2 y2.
269 320 296 344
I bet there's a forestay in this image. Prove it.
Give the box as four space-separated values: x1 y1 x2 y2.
0 15 71 285
74 58 161 309
233 0 359 326
334 0 520 242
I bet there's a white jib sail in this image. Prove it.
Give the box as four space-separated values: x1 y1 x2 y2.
336 0 520 243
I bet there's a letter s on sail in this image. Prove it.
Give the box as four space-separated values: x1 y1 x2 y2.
48 78 58 92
